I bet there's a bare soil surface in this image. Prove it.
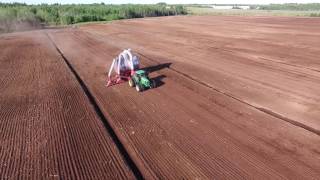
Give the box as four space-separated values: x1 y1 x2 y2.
1 16 320 179
48 16 320 179
80 16 320 134
0 32 135 179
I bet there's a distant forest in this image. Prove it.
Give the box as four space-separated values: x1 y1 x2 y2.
1 3 320 33
0 3 186 32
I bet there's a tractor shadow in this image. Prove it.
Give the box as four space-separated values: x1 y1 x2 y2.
150 75 166 88
141 63 171 88
141 63 171 73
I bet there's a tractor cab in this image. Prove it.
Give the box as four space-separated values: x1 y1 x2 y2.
135 70 148 79
129 70 156 92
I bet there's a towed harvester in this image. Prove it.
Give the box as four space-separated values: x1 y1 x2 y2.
106 49 139 87
106 49 155 92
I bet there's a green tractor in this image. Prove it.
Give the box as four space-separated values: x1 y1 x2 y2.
128 70 156 92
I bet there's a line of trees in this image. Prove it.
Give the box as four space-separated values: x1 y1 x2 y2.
258 3 320 11
0 3 187 32
310 13 320 17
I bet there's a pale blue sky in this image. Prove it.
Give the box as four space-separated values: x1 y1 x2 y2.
1 0 320 5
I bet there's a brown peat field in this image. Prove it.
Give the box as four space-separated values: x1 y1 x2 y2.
1 15 320 179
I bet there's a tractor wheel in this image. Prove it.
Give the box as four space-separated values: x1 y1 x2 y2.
136 84 143 92
129 79 135 87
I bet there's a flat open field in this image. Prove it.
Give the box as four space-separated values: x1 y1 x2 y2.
1 16 320 179
187 7 320 17
0 32 136 179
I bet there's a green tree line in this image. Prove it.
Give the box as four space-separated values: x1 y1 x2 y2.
0 3 187 30
258 3 320 11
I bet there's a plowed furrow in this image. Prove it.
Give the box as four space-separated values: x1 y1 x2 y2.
49 27 320 179
0 32 135 179
81 16 320 133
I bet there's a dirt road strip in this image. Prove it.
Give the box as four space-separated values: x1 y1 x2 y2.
49 28 320 179
0 32 136 179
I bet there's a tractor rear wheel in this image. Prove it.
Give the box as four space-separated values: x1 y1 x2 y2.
136 84 143 92
129 79 135 87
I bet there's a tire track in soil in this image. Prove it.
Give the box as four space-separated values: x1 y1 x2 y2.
0 32 136 179
46 32 144 180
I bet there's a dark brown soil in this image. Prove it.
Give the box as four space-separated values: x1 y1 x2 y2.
49 16 320 179
81 16 320 133
1 16 320 179
0 32 135 179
